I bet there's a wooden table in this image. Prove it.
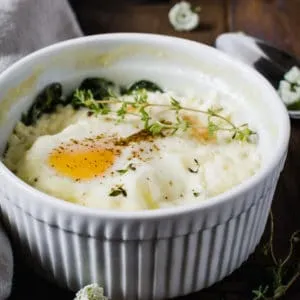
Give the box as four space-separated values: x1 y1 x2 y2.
9 0 300 299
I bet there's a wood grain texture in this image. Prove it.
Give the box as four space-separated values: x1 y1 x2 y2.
70 0 228 45
9 0 300 299
229 0 300 57
229 1 300 298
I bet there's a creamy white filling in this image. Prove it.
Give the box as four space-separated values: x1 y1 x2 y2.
3 90 261 211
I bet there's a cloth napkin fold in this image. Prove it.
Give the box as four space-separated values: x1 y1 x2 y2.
0 0 82 298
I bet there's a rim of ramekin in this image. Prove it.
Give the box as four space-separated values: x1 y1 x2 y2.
0 33 291 220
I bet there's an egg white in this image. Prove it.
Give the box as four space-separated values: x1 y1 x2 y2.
16 92 260 210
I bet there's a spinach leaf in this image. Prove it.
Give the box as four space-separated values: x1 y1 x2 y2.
124 80 163 94
67 77 115 110
22 83 63 125
79 78 115 99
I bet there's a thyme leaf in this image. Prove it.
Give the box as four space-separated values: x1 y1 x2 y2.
72 89 110 115
252 285 269 300
116 169 128 175
109 185 127 197
116 163 136 174
170 97 182 110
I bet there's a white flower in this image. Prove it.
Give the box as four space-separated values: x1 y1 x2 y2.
278 80 300 105
74 283 108 300
284 66 300 84
278 66 300 106
168 1 200 32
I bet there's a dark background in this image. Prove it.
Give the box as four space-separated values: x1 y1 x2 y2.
9 1 300 299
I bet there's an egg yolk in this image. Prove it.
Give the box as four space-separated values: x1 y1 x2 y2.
48 140 117 180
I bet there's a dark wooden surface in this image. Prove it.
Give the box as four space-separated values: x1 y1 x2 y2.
9 0 300 299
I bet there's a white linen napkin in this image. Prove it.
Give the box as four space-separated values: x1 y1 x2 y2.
0 0 82 298
0 0 82 73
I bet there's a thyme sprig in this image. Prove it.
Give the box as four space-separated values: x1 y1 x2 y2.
109 185 127 197
73 89 255 141
252 212 300 299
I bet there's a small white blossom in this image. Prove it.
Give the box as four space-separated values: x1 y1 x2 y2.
74 283 108 300
278 80 300 105
168 1 200 32
284 66 300 84
278 66 300 106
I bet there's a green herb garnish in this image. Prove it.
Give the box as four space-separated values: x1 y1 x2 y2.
109 185 127 197
117 163 136 174
116 169 128 175
72 89 110 114
22 78 255 142
253 285 270 300
72 88 255 142
252 212 300 299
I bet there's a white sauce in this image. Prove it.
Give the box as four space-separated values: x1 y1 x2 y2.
3 87 261 211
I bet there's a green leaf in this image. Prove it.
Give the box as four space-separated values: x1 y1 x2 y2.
72 89 110 115
125 80 163 94
233 125 255 142
274 285 288 297
139 106 151 129
109 185 127 197
22 83 63 125
117 169 128 175
170 97 181 110
134 89 148 104
148 122 164 135
179 119 190 132
207 119 219 137
252 285 269 300
116 163 136 175
79 77 115 100
116 102 128 120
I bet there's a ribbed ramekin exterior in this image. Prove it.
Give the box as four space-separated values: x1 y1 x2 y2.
0 154 285 300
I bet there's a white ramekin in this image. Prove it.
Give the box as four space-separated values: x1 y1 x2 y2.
0 34 290 299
